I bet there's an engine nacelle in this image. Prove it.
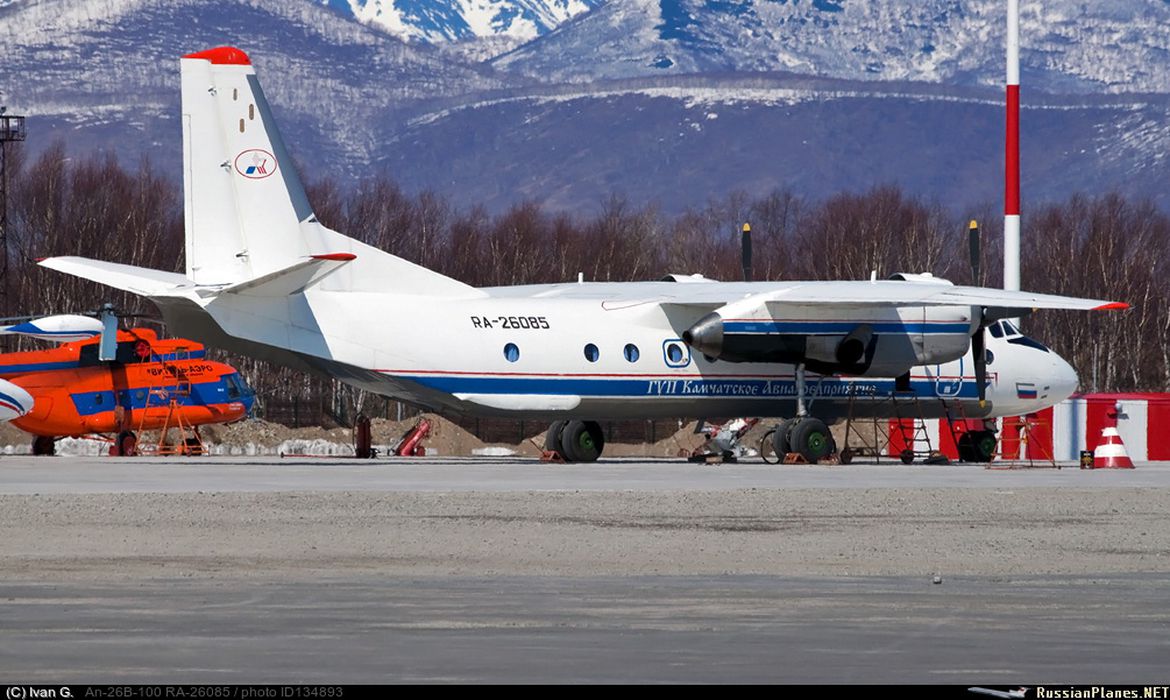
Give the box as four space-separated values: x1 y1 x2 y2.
682 303 975 377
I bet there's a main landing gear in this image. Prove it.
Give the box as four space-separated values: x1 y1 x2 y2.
31 435 57 456
763 363 837 464
544 420 605 462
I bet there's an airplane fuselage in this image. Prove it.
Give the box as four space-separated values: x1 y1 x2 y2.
155 280 1078 423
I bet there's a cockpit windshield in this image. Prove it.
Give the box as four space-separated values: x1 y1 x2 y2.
225 372 254 399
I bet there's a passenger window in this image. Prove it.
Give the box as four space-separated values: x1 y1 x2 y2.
624 344 640 362
503 343 520 363
584 344 599 362
663 340 690 368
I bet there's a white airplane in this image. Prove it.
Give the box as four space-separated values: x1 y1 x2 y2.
40 47 1127 463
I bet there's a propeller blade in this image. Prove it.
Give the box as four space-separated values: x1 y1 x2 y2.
968 219 981 287
972 323 987 406
741 223 752 282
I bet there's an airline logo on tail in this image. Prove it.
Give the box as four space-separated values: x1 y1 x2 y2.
235 149 277 179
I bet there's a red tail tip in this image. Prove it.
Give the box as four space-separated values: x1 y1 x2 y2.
183 47 252 66
311 253 357 262
1094 302 1129 311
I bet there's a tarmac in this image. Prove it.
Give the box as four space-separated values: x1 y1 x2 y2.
2 455 1169 684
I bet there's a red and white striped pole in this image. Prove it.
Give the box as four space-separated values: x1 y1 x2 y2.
1004 0 1020 293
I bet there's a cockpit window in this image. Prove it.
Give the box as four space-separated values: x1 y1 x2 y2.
224 372 253 399
989 322 1004 339
1007 335 1051 353
1003 321 1021 336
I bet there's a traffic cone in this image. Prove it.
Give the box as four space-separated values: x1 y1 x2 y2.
1092 427 1134 469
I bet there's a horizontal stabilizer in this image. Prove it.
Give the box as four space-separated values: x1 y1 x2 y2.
220 254 356 297
38 257 192 296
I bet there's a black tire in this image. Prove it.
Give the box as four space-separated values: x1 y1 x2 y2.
117 431 138 457
560 420 605 463
32 436 56 456
972 430 998 463
771 418 796 456
839 447 853 465
957 431 997 463
956 432 975 462
545 420 568 459
184 437 204 456
900 449 915 465
790 418 835 463
759 429 781 464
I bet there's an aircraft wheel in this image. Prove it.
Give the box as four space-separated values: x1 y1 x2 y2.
900 449 915 465
790 418 835 463
560 420 605 463
957 431 997 463
117 431 138 457
545 420 569 460
759 429 781 464
32 436 56 456
839 447 854 465
771 418 796 457
972 430 997 462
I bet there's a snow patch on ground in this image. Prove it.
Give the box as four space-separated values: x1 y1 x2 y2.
472 446 517 456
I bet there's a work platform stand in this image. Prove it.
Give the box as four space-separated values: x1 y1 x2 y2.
838 386 953 465
988 412 1057 469
137 345 205 456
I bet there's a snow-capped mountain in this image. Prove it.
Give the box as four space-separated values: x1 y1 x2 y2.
3 0 1170 215
496 0 1170 94
322 0 601 46
0 0 508 166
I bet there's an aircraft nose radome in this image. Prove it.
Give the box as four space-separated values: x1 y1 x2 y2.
1049 351 1080 404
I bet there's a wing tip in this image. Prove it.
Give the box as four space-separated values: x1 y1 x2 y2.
182 47 252 66
311 253 357 262
1095 302 1129 311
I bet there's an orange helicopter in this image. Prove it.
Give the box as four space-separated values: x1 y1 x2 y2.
0 317 254 456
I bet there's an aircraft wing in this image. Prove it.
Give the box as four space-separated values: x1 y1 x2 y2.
649 281 1126 313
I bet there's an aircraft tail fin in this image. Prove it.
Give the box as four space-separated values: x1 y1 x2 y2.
180 47 478 298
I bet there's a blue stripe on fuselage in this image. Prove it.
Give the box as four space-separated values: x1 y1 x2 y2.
722 321 971 334
69 376 251 416
393 373 981 401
